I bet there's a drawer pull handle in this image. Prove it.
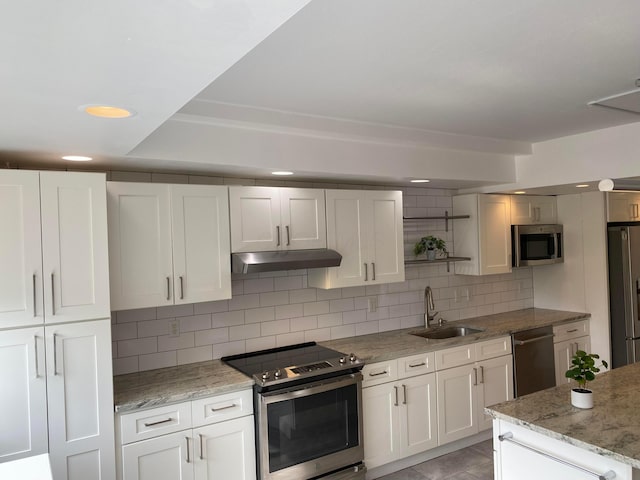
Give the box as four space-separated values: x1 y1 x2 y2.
211 403 237 412
144 417 173 427
368 370 388 377
567 328 579 333
199 433 204 460
499 432 616 480
409 362 426 368
185 436 191 463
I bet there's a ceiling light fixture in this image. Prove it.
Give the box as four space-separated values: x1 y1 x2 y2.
514 191 526 194
410 179 430 183
83 105 134 118
62 155 92 162
271 171 294 176
598 179 640 192
575 184 590 188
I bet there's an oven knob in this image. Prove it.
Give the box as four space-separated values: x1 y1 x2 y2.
349 353 357 363
274 369 282 378
339 356 346 364
261 371 270 380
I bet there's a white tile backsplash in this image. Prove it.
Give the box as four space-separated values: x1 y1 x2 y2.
111 186 535 374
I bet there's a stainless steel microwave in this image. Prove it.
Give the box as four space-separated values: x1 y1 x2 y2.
512 224 563 267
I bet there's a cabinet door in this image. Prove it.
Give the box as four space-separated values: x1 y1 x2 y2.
532 196 557 224
46 319 115 480
400 374 437 457
554 336 590 386
367 191 404 285
171 185 231 305
311 190 367 288
607 193 640 222
478 194 512 275
40 172 110 322
122 431 193 480
477 355 513 432
107 182 173 310
436 364 477 445
0 327 48 462
193 416 256 480
362 383 400 469
510 195 535 225
0 170 43 327
229 187 280 253
279 188 327 250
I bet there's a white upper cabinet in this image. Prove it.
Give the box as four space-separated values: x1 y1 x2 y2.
108 182 231 311
40 172 110 324
170 185 231 305
510 195 557 225
229 187 326 252
453 194 512 276
0 171 43 327
0 171 110 327
308 190 404 289
607 192 640 222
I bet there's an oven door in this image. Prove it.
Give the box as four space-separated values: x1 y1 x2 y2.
257 373 364 480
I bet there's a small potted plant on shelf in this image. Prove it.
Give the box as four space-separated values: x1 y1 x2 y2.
414 235 447 261
565 350 608 409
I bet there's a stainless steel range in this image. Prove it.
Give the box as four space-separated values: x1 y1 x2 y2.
223 342 366 480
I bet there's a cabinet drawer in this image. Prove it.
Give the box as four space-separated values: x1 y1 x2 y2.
362 360 398 387
553 320 590 343
191 389 253 426
476 336 512 361
119 402 192 445
435 344 475 370
398 352 435 379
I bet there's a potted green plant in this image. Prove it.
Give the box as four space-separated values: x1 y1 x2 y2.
414 235 447 261
565 350 608 409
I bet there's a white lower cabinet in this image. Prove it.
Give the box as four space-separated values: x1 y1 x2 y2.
118 389 255 480
436 337 513 446
553 320 591 386
0 320 115 480
362 354 437 469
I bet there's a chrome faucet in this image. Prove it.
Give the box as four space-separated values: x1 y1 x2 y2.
424 286 438 328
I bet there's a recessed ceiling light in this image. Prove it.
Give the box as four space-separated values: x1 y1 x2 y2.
271 171 294 176
576 184 590 188
410 179 430 183
514 191 526 194
62 155 92 162
83 105 133 118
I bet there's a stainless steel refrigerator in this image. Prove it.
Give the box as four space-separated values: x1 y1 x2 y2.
608 225 640 368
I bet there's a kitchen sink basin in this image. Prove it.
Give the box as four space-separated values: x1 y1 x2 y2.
411 326 484 340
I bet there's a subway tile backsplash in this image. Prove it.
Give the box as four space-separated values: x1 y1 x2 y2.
111 184 533 374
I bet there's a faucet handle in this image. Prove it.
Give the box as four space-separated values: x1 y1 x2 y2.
438 317 447 327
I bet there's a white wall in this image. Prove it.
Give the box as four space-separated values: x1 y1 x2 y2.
471 122 640 193
533 192 610 364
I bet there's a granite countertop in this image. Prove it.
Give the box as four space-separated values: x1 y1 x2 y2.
113 307 588 413
113 360 253 413
487 362 640 469
322 307 589 363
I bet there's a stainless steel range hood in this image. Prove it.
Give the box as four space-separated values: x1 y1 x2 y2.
231 249 342 274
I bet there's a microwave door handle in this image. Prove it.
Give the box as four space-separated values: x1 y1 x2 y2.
552 234 558 258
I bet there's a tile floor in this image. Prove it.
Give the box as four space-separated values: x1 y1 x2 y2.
377 439 494 480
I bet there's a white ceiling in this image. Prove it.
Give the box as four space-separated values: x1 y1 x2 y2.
2 0 640 189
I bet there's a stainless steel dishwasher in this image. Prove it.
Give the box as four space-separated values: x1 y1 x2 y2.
512 326 556 397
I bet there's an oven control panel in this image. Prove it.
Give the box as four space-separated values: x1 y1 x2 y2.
255 353 363 387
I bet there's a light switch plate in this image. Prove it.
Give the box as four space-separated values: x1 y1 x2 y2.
168 319 180 338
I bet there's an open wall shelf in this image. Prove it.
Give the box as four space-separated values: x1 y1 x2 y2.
403 210 470 232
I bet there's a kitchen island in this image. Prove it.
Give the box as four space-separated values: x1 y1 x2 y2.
487 362 640 480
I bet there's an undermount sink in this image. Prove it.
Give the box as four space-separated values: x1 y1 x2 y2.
411 326 484 340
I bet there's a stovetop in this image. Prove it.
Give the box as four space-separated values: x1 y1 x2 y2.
222 342 364 390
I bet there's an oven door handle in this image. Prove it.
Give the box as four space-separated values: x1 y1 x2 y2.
260 372 363 404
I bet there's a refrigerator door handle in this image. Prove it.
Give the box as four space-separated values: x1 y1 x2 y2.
626 336 640 341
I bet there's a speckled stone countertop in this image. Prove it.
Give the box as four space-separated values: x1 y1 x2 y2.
487 362 640 469
114 360 253 413
113 308 587 413
322 307 589 363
